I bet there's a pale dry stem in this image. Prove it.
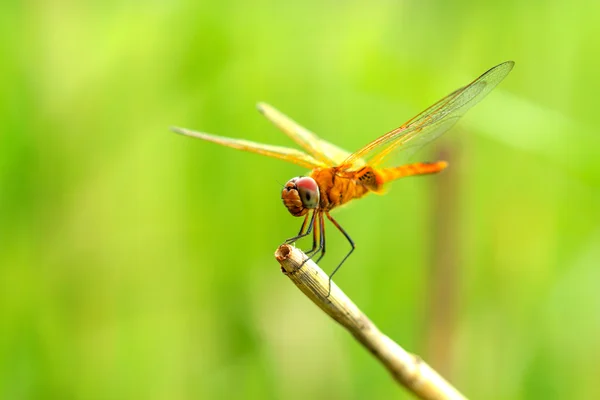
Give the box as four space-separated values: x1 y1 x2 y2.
275 244 467 400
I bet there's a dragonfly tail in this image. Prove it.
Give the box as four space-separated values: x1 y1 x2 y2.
377 161 448 185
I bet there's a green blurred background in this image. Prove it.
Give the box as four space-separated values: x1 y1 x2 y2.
1 1 599 399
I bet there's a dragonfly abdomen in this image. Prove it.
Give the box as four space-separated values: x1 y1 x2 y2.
378 161 448 184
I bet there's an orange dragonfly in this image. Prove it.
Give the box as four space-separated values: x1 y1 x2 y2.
173 61 514 280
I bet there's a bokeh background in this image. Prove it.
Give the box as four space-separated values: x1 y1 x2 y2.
1 1 599 399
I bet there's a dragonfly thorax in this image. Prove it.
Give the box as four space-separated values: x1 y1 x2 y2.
281 176 320 217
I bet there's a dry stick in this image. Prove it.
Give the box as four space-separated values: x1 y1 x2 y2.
275 244 467 400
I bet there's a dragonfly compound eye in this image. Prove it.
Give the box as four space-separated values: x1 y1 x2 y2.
295 177 320 209
281 176 320 216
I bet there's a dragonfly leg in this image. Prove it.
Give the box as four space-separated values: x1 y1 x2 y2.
285 211 315 244
325 212 355 296
314 212 326 263
285 211 327 267
299 212 327 265
305 211 320 256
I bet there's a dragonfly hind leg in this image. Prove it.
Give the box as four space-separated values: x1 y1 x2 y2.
325 212 355 296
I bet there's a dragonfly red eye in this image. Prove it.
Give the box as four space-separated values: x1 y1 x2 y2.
295 177 320 209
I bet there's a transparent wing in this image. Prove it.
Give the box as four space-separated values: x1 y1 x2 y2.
257 102 355 166
172 127 327 169
339 61 514 170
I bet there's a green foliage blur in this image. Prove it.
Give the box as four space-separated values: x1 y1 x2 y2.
1 1 599 399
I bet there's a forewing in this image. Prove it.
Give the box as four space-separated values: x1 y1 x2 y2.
257 102 354 166
339 61 514 170
172 127 327 169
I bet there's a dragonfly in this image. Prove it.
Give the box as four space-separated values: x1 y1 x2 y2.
173 61 514 282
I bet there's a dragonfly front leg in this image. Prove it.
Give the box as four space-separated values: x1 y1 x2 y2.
285 210 327 266
302 211 326 266
285 211 315 244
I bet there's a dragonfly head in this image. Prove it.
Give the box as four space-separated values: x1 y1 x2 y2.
281 176 320 216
